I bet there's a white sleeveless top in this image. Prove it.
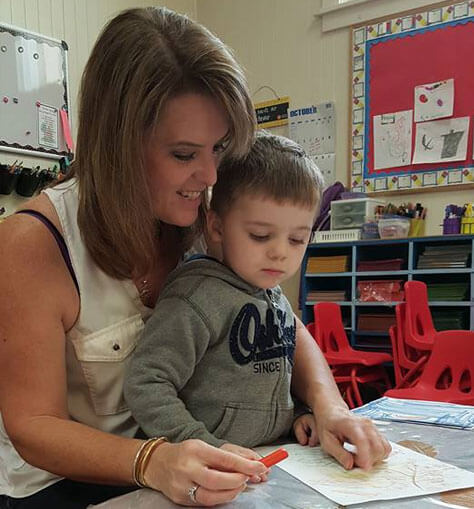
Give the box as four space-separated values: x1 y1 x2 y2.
0 179 154 497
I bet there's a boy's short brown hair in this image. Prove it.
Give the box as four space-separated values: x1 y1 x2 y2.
210 132 324 217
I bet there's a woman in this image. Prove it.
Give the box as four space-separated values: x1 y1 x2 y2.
0 7 389 508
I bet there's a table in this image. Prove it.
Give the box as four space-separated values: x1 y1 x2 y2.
93 420 474 508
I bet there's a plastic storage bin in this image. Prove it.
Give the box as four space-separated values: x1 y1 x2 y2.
461 218 474 235
361 221 380 240
330 198 385 230
357 279 404 302
409 218 426 237
312 229 361 243
442 217 461 235
378 216 410 239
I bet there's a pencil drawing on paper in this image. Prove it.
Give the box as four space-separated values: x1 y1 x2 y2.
441 128 464 158
255 441 474 506
373 110 412 170
290 445 445 498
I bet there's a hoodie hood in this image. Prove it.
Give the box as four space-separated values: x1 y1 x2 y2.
165 255 281 300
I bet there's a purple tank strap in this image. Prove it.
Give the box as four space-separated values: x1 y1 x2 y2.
15 209 80 295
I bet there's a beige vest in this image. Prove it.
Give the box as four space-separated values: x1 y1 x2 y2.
0 179 152 497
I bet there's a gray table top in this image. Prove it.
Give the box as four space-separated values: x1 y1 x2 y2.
92 420 474 508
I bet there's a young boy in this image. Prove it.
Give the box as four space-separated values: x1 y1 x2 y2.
125 132 323 451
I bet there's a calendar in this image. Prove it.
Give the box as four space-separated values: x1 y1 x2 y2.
288 102 336 187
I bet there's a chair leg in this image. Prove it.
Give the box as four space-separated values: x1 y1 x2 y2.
345 385 355 409
350 367 364 407
398 355 428 389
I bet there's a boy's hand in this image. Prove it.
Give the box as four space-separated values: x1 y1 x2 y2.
314 405 391 471
220 443 269 483
293 413 319 447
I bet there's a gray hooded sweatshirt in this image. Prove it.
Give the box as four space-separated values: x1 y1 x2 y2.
125 256 297 448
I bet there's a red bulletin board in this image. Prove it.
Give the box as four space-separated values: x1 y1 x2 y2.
350 3 474 194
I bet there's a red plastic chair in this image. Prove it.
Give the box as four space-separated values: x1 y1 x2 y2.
385 330 474 405
313 303 392 407
306 320 387 408
389 324 402 385
390 303 429 389
404 281 436 352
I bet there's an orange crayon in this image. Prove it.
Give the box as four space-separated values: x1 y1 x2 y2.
259 447 289 468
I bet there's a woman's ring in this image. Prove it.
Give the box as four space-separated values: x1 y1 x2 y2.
188 484 199 503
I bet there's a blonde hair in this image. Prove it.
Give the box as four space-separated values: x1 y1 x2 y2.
211 131 323 216
70 7 255 279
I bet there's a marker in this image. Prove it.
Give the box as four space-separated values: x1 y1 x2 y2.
343 442 358 454
259 447 289 468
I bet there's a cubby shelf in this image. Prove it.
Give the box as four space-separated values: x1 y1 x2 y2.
300 234 474 350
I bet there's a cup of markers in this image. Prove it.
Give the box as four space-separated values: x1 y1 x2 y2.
0 163 20 195
16 167 42 197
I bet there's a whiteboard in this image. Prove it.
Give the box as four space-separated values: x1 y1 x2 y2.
0 23 71 159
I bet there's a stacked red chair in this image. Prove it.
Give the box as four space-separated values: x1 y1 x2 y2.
385 330 474 404
403 280 437 352
389 280 445 390
389 303 430 389
311 302 392 408
306 320 357 407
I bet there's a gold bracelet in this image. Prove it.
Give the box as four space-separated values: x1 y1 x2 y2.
137 437 168 488
132 439 154 488
136 439 160 487
132 437 168 488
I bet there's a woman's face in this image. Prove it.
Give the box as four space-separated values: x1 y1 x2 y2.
145 92 230 227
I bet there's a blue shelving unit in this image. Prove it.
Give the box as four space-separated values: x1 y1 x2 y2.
300 234 474 350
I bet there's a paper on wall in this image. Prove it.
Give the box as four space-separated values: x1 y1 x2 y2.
312 153 335 187
288 103 335 157
254 442 474 506
289 103 336 189
414 79 454 122
373 110 412 169
38 104 59 149
412 116 470 164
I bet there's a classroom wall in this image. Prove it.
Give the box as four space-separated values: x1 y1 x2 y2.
197 0 474 235
0 0 196 215
0 0 196 135
196 0 474 311
1 0 471 308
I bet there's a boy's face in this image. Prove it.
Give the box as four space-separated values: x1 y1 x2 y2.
207 194 316 289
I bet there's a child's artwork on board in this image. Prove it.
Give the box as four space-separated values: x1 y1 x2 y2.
413 116 470 164
414 79 454 122
373 110 412 169
349 6 474 193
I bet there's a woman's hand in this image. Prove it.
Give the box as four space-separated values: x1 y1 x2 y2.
144 439 267 506
220 443 269 483
314 405 391 471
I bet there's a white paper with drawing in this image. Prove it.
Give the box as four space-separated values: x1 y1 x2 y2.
255 442 474 506
414 79 454 122
373 110 412 169
412 116 470 164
